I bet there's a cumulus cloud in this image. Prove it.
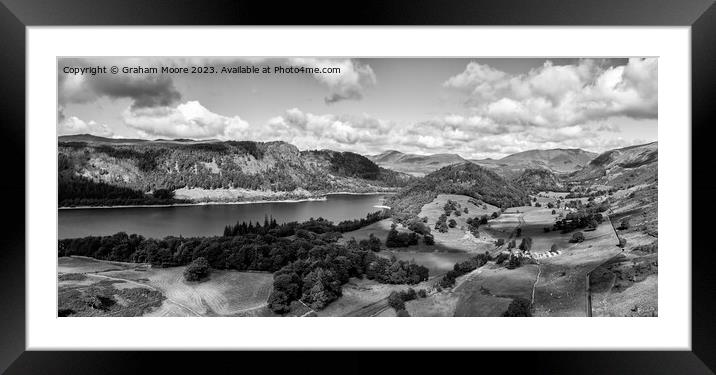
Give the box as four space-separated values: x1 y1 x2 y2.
167 57 377 103
59 57 375 109
444 58 657 127
59 58 182 109
122 101 250 140
58 115 114 137
261 108 393 153
255 104 652 159
288 58 376 104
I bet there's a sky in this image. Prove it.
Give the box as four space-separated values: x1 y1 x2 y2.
58 57 657 159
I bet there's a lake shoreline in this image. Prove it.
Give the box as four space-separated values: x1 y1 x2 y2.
58 191 392 210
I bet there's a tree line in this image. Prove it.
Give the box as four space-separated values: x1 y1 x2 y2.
58 212 428 314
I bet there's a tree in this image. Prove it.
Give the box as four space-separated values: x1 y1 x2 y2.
496 238 505 247
183 257 210 281
423 234 435 245
407 218 431 236
368 233 381 252
587 219 599 229
388 291 406 311
550 244 558 253
619 218 631 230
570 232 585 243
301 268 341 310
506 254 521 269
402 288 417 301
417 289 427 298
267 290 291 313
516 228 522 237
448 219 457 228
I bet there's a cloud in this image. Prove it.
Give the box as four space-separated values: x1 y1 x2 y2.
444 58 657 127
288 58 376 104
122 101 250 140
261 108 393 153
254 105 653 159
59 57 376 108
58 58 182 109
58 115 114 137
169 57 377 103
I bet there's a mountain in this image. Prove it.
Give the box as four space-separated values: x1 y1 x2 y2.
58 134 150 144
58 134 221 144
472 148 597 176
368 150 467 177
569 142 657 187
513 168 566 192
58 136 412 207
386 162 530 222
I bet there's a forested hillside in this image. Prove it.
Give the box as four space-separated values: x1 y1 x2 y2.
513 168 566 192
386 162 530 222
58 136 412 206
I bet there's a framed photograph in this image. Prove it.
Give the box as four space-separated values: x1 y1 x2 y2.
1 0 714 373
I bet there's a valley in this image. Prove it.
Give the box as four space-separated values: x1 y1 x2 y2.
57 136 658 318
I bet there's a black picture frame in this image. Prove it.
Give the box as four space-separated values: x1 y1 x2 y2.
1 0 713 373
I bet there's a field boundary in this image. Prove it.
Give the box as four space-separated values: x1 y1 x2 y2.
585 212 624 317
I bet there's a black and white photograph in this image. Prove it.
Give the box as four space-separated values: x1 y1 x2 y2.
56 57 658 318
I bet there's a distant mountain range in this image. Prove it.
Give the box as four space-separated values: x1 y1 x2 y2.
368 150 467 177
368 148 597 177
472 148 598 177
58 134 219 144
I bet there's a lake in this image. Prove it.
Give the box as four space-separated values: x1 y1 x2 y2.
58 194 388 239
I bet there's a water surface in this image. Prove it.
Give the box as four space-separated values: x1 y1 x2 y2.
59 194 387 239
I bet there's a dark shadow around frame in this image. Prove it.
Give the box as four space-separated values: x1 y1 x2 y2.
0 0 714 373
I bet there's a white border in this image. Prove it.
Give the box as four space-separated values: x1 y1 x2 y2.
27 27 690 350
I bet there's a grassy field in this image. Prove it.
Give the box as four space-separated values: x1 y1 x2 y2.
453 263 539 317
418 194 501 253
531 218 622 317
317 277 434 317
58 256 274 317
589 245 658 317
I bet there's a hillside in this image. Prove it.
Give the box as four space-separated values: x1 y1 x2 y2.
568 142 657 187
386 162 530 222
513 168 566 192
368 150 467 177
472 148 597 176
58 136 412 207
